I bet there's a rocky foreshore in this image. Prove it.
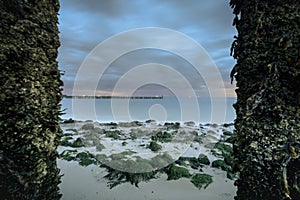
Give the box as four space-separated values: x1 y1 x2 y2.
58 119 236 191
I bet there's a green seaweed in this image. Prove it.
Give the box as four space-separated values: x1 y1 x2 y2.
151 131 172 143
105 130 121 140
191 173 213 189
63 118 75 124
212 159 231 172
76 152 97 166
167 165 191 180
148 141 162 152
59 150 77 161
198 154 210 165
81 123 94 130
96 143 105 151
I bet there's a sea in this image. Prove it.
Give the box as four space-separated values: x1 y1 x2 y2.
61 96 236 124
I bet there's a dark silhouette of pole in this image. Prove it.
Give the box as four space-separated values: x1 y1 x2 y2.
0 0 62 199
230 0 300 199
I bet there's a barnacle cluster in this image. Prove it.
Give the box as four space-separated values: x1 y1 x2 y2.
0 1 62 199
230 0 300 199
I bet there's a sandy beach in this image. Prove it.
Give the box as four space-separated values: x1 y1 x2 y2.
58 120 236 200
58 160 236 200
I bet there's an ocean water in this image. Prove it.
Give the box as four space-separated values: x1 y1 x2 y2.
61 96 236 124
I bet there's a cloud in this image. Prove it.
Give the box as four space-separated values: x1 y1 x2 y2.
58 0 237 97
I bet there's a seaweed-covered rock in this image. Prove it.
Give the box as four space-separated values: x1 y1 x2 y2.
176 157 201 169
175 157 188 167
164 122 180 129
214 142 232 154
76 152 97 166
96 154 109 165
193 135 204 143
59 150 77 161
198 154 210 165
167 165 191 180
145 119 156 124
81 123 95 130
96 143 105 151
148 141 162 152
223 123 234 128
72 137 85 147
60 137 85 148
184 121 195 126
151 131 172 143
188 157 201 169
105 130 121 140
125 157 154 173
150 153 173 169
92 127 104 135
63 118 75 124
110 153 126 160
212 159 231 172
103 167 157 189
223 130 233 136
190 173 213 189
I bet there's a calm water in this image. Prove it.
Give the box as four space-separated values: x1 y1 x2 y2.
61 96 236 123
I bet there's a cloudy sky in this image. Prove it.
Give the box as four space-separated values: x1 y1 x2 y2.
58 0 237 98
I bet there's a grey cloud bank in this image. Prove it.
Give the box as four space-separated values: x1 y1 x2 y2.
58 0 237 97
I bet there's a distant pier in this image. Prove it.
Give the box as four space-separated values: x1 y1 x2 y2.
63 95 163 99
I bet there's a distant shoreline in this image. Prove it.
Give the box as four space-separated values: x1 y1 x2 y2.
63 95 163 99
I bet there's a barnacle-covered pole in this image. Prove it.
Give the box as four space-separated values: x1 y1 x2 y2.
230 0 300 199
0 0 62 199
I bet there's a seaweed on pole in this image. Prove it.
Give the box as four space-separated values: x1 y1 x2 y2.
0 0 62 199
230 0 300 199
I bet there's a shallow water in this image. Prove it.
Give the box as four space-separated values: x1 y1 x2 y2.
58 160 236 200
61 97 236 124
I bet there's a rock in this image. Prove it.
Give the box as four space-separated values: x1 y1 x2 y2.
164 122 180 129
193 135 204 143
63 118 75 123
198 154 210 165
110 153 126 160
75 152 97 166
212 159 231 172
72 137 85 147
213 142 233 156
145 119 156 124
148 141 162 152
223 123 234 127
96 143 105 151
190 173 213 189
188 157 201 169
96 154 109 164
176 157 201 169
184 121 195 126
223 130 233 136
60 137 85 148
150 153 173 169
175 158 188 167
167 165 191 180
59 150 77 161
105 130 121 140
224 136 235 144
151 131 172 143
81 123 95 130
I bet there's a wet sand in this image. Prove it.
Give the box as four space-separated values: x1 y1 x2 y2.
58 159 236 200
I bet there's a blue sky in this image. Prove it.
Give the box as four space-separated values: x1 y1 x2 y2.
58 0 237 97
